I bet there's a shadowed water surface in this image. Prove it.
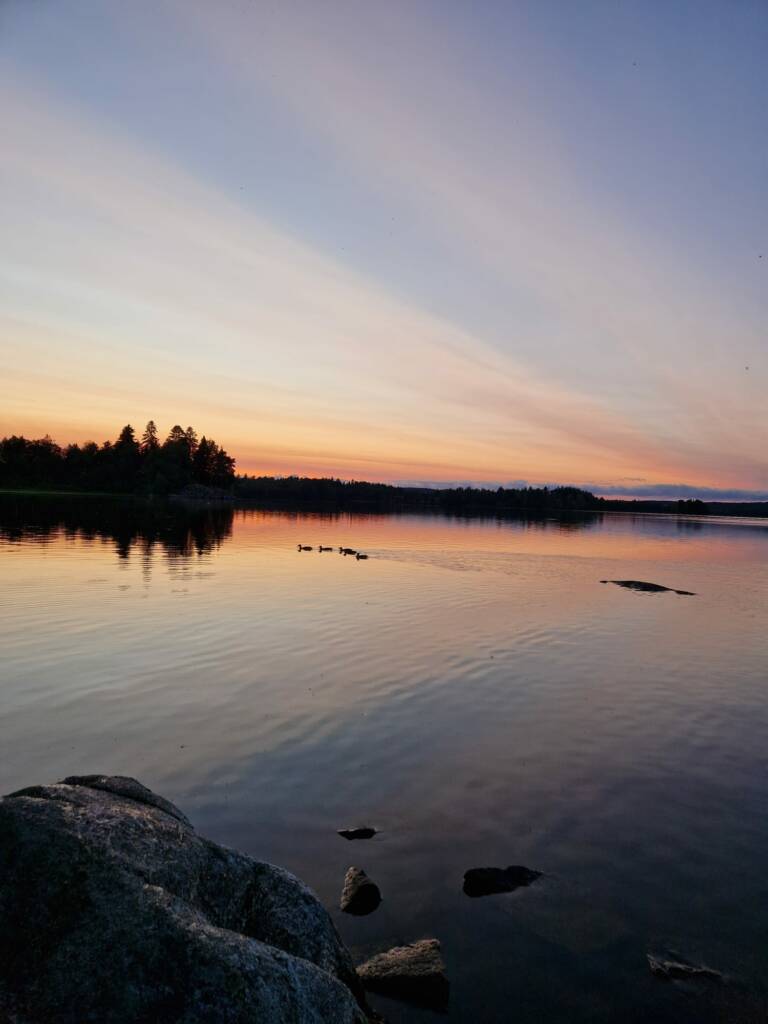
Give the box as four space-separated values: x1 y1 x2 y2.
1 496 767 1022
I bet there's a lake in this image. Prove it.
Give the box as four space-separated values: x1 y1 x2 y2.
1 496 767 1022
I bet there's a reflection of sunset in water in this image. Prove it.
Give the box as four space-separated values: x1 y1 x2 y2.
241 508 768 562
2 499 768 1024
4 497 766 573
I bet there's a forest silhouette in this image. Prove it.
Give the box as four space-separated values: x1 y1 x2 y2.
236 474 602 513
1 422 727 516
1 422 598 510
0 423 235 495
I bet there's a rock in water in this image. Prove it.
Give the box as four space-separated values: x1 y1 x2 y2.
340 867 382 915
0 775 370 1023
600 579 695 596
357 938 449 1008
463 864 542 897
647 953 722 982
338 826 377 840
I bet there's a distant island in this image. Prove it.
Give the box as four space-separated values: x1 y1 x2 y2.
2 424 766 517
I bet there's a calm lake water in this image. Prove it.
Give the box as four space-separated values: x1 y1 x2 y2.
2 496 768 1022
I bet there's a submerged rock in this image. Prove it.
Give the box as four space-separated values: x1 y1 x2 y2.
600 579 696 596
340 867 381 915
0 775 370 1023
338 826 378 840
647 953 722 982
463 864 542 897
357 938 449 1009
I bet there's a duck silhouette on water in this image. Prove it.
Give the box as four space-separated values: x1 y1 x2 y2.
297 544 313 551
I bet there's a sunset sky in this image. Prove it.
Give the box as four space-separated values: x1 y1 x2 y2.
1 1 766 498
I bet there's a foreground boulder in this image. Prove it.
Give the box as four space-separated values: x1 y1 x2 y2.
463 864 542 897
340 867 381 916
0 775 370 1023
357 939 449 1009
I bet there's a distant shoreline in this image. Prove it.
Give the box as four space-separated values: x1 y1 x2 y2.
1 487 766 520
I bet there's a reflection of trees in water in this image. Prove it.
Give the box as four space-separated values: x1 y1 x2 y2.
675 518 704 532
0 497 602 572
0 495 234 569
420 511 604 532
236 507 603 531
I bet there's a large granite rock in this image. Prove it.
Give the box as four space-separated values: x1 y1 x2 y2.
0 775 370 1023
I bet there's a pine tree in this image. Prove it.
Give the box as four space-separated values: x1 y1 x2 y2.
166 425 186 444
141 421 159 453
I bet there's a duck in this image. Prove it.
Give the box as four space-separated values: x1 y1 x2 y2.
339 547 357 556
297 545 313 551
355 552 369 560
318 545 333 552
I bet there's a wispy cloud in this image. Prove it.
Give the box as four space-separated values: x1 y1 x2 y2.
1 1 766 489
0 74 685 483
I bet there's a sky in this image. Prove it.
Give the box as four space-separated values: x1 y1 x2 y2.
1 0 766 499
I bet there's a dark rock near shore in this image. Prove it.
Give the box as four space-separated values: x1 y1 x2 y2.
341 867 382 915
648 953 723 982
338 826 378 840
601 579 696 595
0 774 370 1023
463 864 542 897
358 939 449 1009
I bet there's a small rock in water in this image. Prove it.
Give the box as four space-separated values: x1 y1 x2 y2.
338 826 377 840
340 866 381 915
357 938 449 1008
647 953 722 982
463 865 542 897
600 579 695 596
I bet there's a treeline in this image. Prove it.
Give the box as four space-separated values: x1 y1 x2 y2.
602 497 768 517
0 423 235 495
600 498 710 515
235 475 600 512
5 429 747 516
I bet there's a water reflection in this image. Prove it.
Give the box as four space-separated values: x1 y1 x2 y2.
4 497 766 577
1 500 768 1023
0 494 234 562
0 496 607 573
